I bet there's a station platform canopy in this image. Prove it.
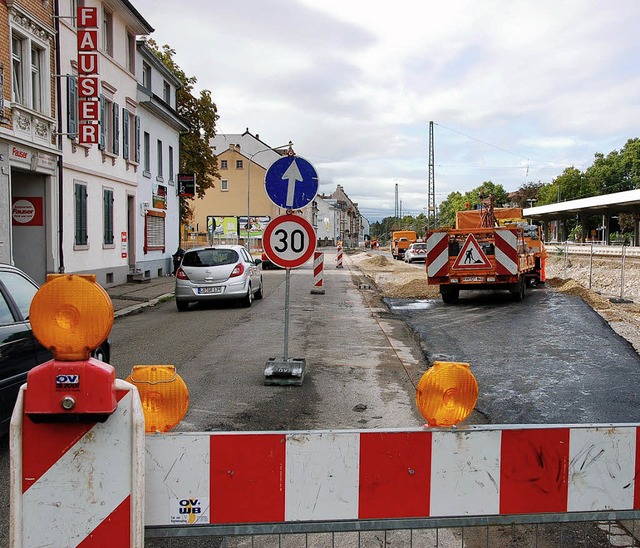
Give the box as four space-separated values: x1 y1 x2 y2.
523 189 640 244
524 189 640 220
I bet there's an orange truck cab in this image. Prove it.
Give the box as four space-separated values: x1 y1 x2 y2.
391 230 417 260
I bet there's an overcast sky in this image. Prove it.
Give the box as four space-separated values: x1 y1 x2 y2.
133 0 640 222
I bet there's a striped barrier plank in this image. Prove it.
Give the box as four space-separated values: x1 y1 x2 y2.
145 424 640 527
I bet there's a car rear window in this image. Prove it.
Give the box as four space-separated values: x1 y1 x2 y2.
182 249 239 267
0 271 38 320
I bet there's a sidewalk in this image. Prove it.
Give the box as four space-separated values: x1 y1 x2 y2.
105 275 176 318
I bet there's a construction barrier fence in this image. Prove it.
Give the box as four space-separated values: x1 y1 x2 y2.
143 424 640 546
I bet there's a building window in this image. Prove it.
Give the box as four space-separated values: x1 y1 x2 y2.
163 80 170 104
30 45 42 112
145 211 166 253
143 131 150 173
236 160 243 169
103 188 114 245
75 183 88 246
99 96 119 154
11 30 49 113
221 179 228 191
67 76 77 139
102 8 113 56
126 32 136 74
12 35 23 104
142 62 151 90
157 139 163 178
168 146 174 183
122 109 138 161
135 115 141 162
220 160 227 169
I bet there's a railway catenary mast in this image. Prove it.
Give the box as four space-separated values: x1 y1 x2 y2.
427 121 436 230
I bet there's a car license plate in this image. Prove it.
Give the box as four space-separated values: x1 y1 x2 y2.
198 286 222 294
463 276 484 282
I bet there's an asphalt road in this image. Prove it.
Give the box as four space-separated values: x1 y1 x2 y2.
387 285 640 425
108 262 425 434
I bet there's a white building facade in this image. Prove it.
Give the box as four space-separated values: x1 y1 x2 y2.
134 39 187 278
58 0 155 286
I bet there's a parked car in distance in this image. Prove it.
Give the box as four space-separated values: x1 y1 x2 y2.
174 245 264 311
404 242 428 263
261 251 283 270
0 264 111 436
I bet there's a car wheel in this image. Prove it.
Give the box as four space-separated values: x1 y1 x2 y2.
176 300 189 312
242 285 253 307
93 344 108 363
255 277 264 299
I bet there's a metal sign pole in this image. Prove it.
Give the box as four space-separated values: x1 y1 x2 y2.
284 268 290 361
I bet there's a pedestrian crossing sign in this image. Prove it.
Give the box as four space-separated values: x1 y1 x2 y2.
452 234 491 270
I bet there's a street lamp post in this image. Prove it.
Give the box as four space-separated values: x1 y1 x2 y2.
246 142 293 252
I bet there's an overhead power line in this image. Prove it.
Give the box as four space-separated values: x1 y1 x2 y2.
434 122 530 162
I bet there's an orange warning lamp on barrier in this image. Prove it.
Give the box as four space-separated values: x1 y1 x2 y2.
415 361 478 427
24 274 117 421
126 365 189 432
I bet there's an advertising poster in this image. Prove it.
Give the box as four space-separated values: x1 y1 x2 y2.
12 197 43 226
238 216 271 238
153 184 167 209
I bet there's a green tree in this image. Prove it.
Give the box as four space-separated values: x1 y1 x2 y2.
584 151 622 195
437 181 508 228
511 182 544 208
616 138 640 191
144 40 219 214
438 191 465 228
465 181 509 209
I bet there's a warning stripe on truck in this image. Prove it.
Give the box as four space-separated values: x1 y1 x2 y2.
426 232 449 278
494 229 518 275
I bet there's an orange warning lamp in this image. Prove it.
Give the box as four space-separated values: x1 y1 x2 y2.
126 365 189 433
24 274 117 421
415 361 478 427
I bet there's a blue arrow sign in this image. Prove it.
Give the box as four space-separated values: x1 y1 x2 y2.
264 156 319 210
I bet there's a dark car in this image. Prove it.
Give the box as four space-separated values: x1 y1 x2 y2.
0 264 111 435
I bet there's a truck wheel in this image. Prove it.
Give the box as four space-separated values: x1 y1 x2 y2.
510 277 526 302
440 286 459 304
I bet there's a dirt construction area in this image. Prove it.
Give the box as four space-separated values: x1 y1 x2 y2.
347 248 640 355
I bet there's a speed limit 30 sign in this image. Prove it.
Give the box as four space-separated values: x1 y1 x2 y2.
263 215 317 269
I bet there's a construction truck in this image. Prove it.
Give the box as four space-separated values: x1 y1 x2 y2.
425 200 546 303
391 230 417 260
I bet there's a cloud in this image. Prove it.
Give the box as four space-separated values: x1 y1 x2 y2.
135 0 640 221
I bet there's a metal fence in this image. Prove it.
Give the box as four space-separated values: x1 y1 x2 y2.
548 241 640 300
146 517 640 547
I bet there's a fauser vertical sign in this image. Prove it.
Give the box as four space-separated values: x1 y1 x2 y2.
77 7 100 145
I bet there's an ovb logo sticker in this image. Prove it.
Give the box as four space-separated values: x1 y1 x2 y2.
56 374 79 389
170 497 209 524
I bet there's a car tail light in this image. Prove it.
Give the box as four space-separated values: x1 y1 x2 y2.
176 267 189 280
230 263 245 278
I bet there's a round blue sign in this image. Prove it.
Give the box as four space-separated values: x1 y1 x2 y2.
264 156 319 210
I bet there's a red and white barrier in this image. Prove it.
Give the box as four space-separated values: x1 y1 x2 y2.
11 380 145 546
144 424 640 526
311 251 325 294
336 245 343 268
